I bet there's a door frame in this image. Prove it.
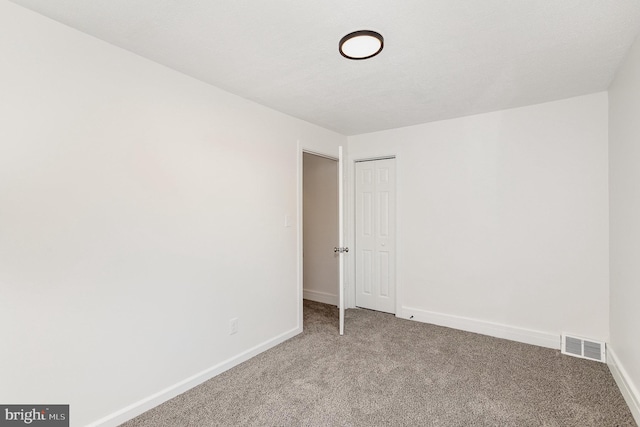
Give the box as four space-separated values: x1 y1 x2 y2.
346 153 401 317
296 141 342 332
301 151 340 304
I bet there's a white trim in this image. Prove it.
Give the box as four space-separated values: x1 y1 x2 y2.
608 347 640 424
296 141 304 333
86 326 301 427
354 155 396 162
399 305 560 349
392 154 402 317
303 289 339 306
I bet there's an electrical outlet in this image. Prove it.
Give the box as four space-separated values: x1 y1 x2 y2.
229 318 238 335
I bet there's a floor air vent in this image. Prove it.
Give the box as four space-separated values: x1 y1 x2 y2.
561 334 606 363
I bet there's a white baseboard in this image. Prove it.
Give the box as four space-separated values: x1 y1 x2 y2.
303 289 338 306
399 305 560 350
86 326 302 427
607 347 640 424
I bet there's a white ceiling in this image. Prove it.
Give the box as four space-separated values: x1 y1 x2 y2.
10 0 640 135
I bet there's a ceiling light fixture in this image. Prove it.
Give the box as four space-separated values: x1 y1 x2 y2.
339 30 384 60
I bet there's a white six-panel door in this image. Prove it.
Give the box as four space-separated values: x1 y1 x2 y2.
355 158 396 314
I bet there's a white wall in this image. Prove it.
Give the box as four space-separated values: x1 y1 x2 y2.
0 2 345 426
608 32 640 422
303 154 339 305
347 93 609 349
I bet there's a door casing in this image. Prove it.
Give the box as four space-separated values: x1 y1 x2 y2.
296 142 345 334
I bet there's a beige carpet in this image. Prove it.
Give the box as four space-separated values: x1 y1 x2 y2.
121 300 636 426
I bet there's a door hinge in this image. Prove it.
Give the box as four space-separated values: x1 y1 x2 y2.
334 247 349 253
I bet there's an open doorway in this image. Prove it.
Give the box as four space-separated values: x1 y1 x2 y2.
302 152 339 306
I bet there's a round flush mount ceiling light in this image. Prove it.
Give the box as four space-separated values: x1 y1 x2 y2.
339 30 384 60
